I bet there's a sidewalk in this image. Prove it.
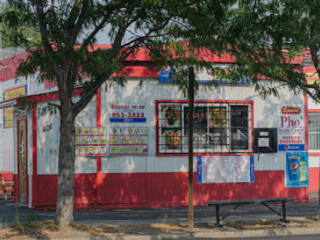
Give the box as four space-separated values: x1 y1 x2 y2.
1 197 320 239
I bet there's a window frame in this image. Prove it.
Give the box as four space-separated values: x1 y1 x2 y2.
155 100 254 156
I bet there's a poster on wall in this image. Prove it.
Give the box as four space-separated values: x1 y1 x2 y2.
184 106 208 150
109 127 148 156
278 105 305 151
158 104 182 151
109 103 147 122
285 152 309 187
75 127 107 156
197 155 254 183
3 85 27 128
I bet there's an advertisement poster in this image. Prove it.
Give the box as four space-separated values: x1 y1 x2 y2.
109 103 146 122
75 127 107 156
159 105 182 151
109 127 148 156
208 107 227 148
278 105 305 151
184 106 208 150
3 85 27 128
285 152 309 187
197 155 254 183
159 66 173 82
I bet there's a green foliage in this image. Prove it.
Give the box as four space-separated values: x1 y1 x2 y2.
1 2 41 47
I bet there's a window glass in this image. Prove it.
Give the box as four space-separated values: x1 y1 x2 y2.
157 102 251 154
231 106 249 150
308 113 320 150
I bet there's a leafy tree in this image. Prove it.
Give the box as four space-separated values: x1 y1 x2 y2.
2 0 213 226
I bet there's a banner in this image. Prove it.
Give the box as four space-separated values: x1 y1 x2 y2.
75 127 107 156
109 127 148 156
109 103 147 122
278 105 305 151
3 85 27 128
197 155 254 183
285 152 309 187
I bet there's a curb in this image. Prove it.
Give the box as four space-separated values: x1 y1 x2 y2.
14 226 320 240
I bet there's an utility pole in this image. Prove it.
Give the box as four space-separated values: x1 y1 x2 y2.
188 66 195 228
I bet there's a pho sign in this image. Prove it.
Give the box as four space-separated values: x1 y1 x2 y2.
278 105 305 151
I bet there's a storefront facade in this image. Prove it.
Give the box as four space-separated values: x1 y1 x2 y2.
0 48 314 209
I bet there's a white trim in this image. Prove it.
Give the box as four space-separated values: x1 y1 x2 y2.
0 100 17 109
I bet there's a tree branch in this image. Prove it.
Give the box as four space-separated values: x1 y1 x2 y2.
35 0 63 84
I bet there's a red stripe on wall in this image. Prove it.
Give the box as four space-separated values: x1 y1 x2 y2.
32 170 309 210
309 167 319 192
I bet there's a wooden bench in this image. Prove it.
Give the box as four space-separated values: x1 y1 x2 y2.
0 175 14 200
207 197 296 227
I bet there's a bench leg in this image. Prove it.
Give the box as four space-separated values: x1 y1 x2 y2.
3 186 7 200
280 201 290 223
215 205 223 227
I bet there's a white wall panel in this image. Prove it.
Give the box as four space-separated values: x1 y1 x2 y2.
75 157 96 173
101 156 199 173
309 156 320 168
100 80 304 173
308 97 320 110
253 153 285 171
27 113 33 175
37 96 97 175
37 101 60 174
1 128 14 171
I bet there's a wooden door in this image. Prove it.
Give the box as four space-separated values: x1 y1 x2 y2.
18 119 27 203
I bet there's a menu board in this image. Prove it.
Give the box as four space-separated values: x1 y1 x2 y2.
75 127 107 156
109 127 148 156
109 103 147 122
197 155 254 183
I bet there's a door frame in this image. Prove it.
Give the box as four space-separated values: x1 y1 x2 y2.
16 115 28 203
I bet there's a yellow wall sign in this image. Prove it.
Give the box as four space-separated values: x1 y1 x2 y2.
3 86 27 128
306 72 320 84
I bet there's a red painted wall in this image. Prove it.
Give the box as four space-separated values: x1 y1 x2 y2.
309 167 319 192
32 170 308 210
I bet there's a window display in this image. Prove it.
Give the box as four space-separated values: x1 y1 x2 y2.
156 101 252 154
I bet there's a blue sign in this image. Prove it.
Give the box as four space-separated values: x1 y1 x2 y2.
285 152 309 187
279 144 305 151
110 118 146 123
250 155 254 182
197 156 202 183
159 66 173 82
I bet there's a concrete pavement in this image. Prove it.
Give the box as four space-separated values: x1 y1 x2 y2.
1 196 320 239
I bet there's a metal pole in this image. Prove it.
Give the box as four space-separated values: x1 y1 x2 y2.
188 66 195 228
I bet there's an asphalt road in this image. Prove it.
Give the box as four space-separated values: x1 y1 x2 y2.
0 196 319 226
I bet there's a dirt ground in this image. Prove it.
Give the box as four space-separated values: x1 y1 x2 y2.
0 218 318 240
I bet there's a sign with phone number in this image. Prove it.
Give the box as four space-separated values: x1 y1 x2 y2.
109 103 147 122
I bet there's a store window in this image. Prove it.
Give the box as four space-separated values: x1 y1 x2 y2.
156 101 252 154
308 113 320 150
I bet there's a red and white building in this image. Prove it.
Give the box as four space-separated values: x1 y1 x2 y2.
0 46 318 209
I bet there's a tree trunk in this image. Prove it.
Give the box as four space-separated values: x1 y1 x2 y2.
188 66 195 228
55 101 76 226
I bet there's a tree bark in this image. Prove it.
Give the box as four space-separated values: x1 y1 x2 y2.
188 66 195 228
55 100 76 226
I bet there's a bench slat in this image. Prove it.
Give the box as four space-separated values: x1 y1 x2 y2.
207 197 295 206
